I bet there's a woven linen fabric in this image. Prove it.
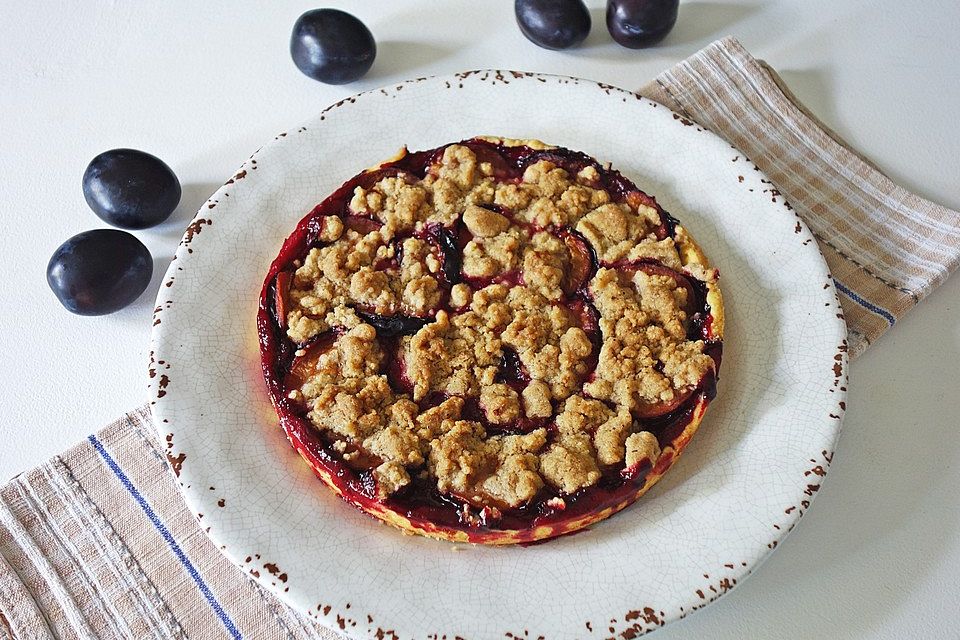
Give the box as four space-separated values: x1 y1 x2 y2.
3 37 959 639
0 406 339 640
639 36 960 358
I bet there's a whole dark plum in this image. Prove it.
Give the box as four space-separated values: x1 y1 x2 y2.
606 0 679 49
515 0 591 50
82 149 181 230
290 9 376 84
46 229 153 315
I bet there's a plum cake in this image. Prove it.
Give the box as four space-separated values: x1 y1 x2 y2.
258 137 723 544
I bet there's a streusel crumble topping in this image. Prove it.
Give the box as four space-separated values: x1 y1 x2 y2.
266 139 720 516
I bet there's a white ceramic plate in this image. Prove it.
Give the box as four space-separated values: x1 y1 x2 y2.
150 71 848 639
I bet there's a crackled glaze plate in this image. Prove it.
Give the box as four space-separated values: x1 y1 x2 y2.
149 70 848 639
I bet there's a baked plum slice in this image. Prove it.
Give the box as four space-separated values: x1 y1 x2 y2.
415 222 462 285
557 227 597 295
615 259 701 316
568 297 601 347
342 214 382 235
620 190 674 240
438 140 518 180
496 347 529 384
594 261 708 418
525 149 600 179
284 331 340 391
633 386 696 419
273 270 293 328
355 309 432 337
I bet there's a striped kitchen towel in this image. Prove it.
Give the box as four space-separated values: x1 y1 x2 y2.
0 406 337 640
639 36 960 358
2 37 958 639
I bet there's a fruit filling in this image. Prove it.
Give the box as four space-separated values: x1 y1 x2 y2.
259 138 721 536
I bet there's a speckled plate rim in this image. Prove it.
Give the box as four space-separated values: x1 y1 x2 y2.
149 70 848 640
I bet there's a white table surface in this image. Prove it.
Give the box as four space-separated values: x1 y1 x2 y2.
2 1 959 637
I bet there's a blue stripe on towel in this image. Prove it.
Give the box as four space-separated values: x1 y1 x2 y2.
833 279 896 326
88 434 242 639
